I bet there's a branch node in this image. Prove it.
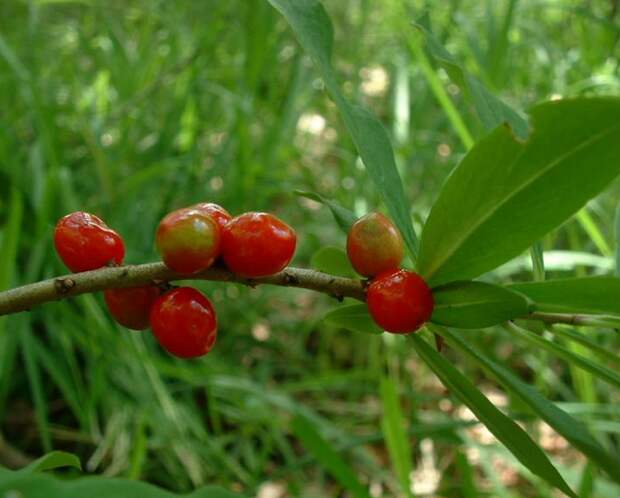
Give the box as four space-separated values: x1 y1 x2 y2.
284 272 299 285
54 278 75 295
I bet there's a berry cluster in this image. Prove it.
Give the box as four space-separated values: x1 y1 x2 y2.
346 212 434 333
53 207 431 358
54 205 296 358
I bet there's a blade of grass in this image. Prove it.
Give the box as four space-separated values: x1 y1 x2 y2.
454 450 480 498
615 202 620 275
0 188 23 417
291 414 371 498
404 30 474 150
19 316 52 452
530 240 546 281
576 209 613 257
380 377 414 498
127 412 148 480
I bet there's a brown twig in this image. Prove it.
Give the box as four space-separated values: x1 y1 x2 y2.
0 263 366 316
0 266 619 330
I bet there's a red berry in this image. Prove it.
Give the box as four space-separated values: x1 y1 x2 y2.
366 269 433 334
347 212 404 277
190 202 232 231
149 287 217 359
221 212 296 277
156 207 221 274
104 285 161 331
54 211 125 272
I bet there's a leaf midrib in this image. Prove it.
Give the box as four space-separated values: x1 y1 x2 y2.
423 122 620 281
434 298 521 309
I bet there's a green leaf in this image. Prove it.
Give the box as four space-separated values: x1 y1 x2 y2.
615 203 620 276
549 326 620 367
0 187 23 337
431 281 530 329
269 0 419 258
454 451 480 498
509 277 620 315
413 22 529 140
323 304 383 335
530 241 546 281
431 324 620 485
311 246 356 277
380 378 414 498
507 323 620 390
409 333 577 498
19 317 52 452
418 97 620 287
576 209 613 257
294 190 357 233
291 414 372 498
22 451 81 474
0 470 245 498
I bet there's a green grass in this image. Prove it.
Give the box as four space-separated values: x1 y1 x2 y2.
1 0 619 496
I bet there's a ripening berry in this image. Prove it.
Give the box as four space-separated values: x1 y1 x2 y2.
54 211 125 272
156 207 221 274
190 202 232 231
221 212 296 277
104 285 162 331
366 269 433 334
149 287 217 359
347 212 404 277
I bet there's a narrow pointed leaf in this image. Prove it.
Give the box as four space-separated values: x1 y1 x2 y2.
431 281 530 328
0 468 245 498
410 334 577 498
507 323 620 390
549 326 620 367
23 451 81 474
509 277 620 315
418 98 620 286
295 190 357 233
269 0 418 258
413 22 529 139
323 304 383 335
311 246 356 277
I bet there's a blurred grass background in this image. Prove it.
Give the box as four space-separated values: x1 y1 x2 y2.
0 0 619 496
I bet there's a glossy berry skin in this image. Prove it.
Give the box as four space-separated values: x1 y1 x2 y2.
54 211 125 272
347 212 404 277
221 212 296 278
104 285 161 331
156 208 221 274
190 202 232 231
366 269 433 334
149 287 217 359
